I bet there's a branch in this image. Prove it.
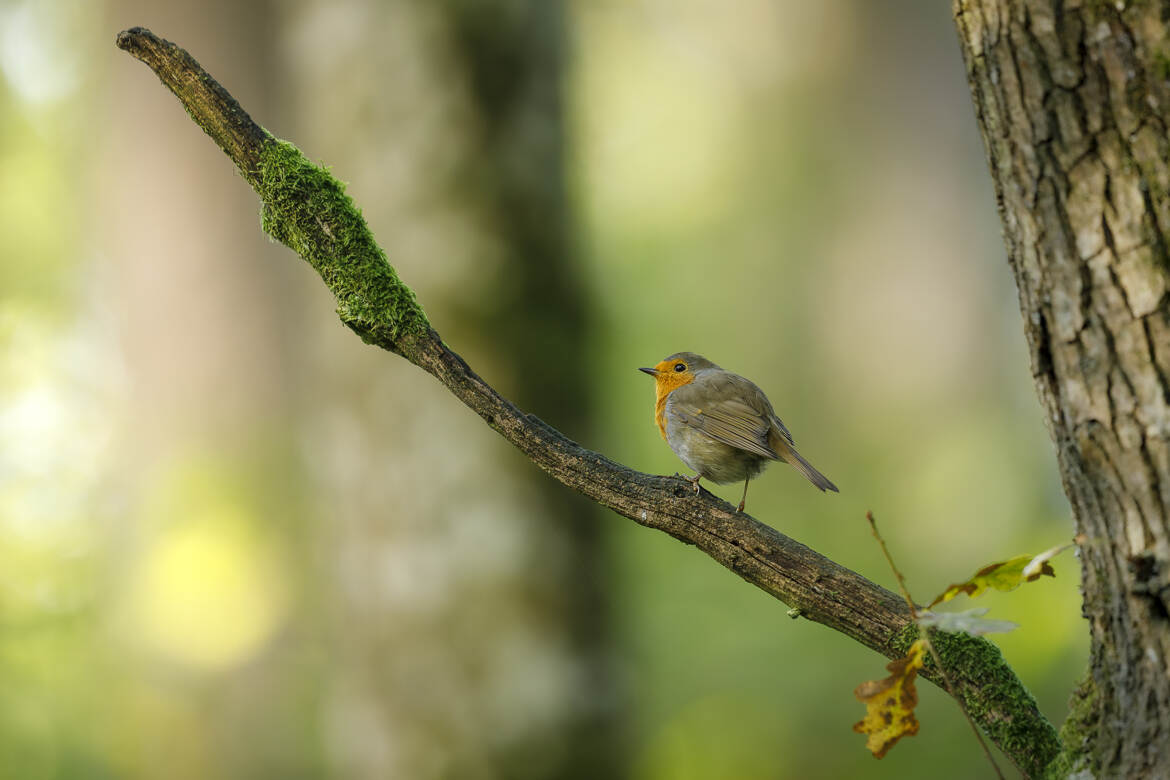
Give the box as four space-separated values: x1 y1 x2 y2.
115 26 1059 775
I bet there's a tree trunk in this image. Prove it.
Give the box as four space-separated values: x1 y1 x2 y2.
282 1 618 776
439 4 621 774
954 2 1170 776
100 3 323 777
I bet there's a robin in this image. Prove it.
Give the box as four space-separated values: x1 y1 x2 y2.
639 352 838 512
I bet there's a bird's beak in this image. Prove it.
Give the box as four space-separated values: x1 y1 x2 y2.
638 367 659 377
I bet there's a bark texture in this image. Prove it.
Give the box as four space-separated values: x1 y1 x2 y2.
954 2 1170 776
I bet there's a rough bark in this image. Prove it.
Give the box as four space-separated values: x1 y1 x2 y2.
953 2 1170 777
116 26 1059 775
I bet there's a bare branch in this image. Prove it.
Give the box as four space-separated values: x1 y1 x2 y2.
116 27 267 186
115 26 1059 774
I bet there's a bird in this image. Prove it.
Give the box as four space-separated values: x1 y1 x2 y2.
639 352 837 512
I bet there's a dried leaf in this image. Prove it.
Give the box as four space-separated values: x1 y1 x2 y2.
916 607 1019 636
928 539 1079 608
853 638 927 758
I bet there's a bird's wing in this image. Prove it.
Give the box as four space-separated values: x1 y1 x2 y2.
667 380 779 460
771 414 795 447
720 372 796 447
717 372 796 447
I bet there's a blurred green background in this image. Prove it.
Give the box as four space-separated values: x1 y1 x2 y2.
0 0 1085 778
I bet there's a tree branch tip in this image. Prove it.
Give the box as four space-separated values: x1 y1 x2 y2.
115 27 155 53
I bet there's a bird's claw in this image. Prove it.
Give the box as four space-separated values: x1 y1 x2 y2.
672 473 702 491
675 473 701 496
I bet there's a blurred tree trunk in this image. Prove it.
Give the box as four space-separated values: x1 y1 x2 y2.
954 2 1170 776
438 7 617 771
101 2 324 778
284 1 619 777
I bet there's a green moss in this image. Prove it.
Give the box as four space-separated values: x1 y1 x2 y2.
889 625 1061 777
255 139 429 346
1044 674 1100 779
1155 51 1170 83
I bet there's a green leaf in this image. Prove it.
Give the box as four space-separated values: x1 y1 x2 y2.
928 538 1079 608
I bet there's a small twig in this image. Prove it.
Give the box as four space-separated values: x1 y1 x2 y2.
920 633 1008 779
866 512 1006 780
866 511 918 614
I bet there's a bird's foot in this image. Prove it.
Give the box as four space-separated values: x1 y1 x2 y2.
735 499 745 513
672 473 703 497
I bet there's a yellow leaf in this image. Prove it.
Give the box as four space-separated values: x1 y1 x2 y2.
928 538 1079 608
853 639 927 758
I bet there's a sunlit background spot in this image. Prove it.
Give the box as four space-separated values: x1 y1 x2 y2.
125 502 286 671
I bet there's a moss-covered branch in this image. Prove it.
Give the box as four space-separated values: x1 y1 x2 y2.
115 26 1059 774
890 625 1061 777
257 141 430 345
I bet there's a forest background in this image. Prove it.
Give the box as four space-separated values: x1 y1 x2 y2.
0 0 1084 777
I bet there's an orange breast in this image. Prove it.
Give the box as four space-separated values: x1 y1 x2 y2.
653 374 694 440
655 392 670 440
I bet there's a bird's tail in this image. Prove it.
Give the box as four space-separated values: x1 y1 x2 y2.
782 445 839 493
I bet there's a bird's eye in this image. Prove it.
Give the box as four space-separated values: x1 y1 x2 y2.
674 363 687 372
